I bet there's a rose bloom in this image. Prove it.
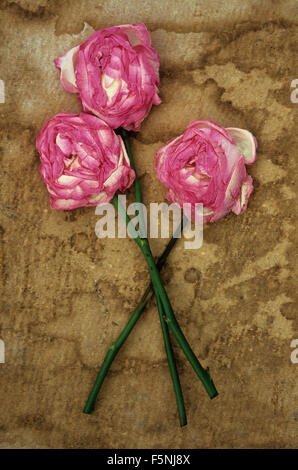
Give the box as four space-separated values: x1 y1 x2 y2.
155 120 257 222
36 112 135 210
54 23 161 131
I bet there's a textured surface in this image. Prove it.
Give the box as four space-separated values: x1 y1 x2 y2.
0 0 297 449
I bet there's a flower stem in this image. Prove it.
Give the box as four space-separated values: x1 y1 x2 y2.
118 128 187 426
138 236 218 399
118 128 146 238
117 130 217 398
83 219 184 415
156 293 187 426
114 195 218 400
83 286 151 415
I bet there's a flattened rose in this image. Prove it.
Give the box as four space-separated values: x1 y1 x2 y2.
36 112 135 210
155 120 257 222
54 23 161 131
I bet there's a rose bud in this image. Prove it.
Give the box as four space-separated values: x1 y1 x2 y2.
54 23 161 132
36 112 135 210
155 120 257 222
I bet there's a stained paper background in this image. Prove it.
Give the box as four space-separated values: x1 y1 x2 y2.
0 0 297 448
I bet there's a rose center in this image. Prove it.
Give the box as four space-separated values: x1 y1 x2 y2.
64 154 80 171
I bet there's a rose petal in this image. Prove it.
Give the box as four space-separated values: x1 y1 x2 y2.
54 45 80 94
188 120 235 144
155 120 256 224
226 127 257 164
50 197 87 210
118 23 151 47
66 25 161 131
88 191 110 204
231 174 254 215
36 112 135 210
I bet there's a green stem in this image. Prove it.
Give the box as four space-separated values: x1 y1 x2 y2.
83 284 152 414
140 237 218 399
119 128 146 238
118 129 218 398
83 218 185 415
119 128 187 426
156 294 187 426
114 195 218 400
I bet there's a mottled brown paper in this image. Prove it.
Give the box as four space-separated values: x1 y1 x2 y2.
0 0 297 449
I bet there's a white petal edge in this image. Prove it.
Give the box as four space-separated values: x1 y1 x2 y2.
54 45 80 94
232 175 254 215
226 127 257 164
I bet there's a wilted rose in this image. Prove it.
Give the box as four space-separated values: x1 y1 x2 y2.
54 23 161 132
36 112 135 210
155 120 257 222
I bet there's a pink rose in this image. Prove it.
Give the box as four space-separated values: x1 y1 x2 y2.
155 120 257 222
36 112 135 210
54 23 161 132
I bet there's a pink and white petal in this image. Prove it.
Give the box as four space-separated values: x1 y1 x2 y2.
155 136 182 172
56 174 81 186
79 179 100 194
226 128 257 164
118 23 151 47
103 166 133 194
188 120 235 144
231 174 254 215
54 45 80 94
222 156 247 214
119 137 129 166
88 191 111 205
56 134 72 155
153 91 162 105
50 197 86 210
202 207 214 223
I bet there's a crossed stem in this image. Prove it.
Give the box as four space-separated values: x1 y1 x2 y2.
83 129 218 423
